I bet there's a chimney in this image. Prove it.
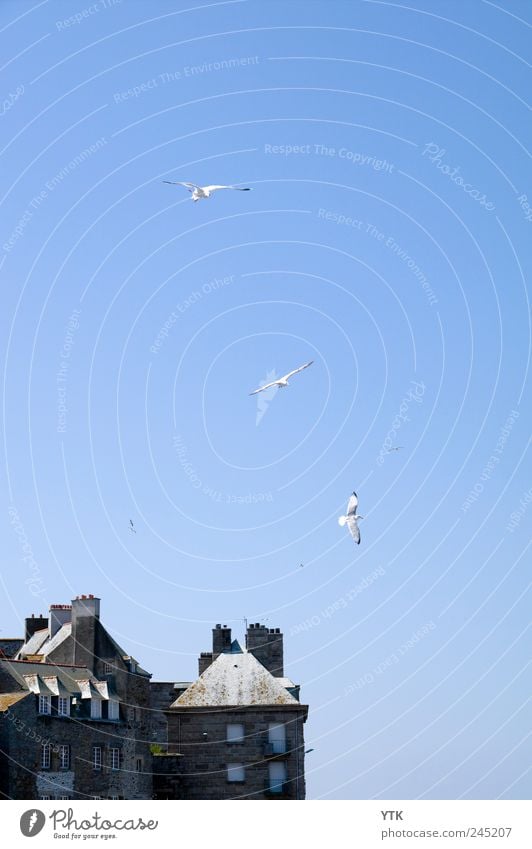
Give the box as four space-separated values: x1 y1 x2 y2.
24 613 49 642
71 595 101 670
212 624 231 660
246 622 284 677
49 604 72 638
198 652 213 675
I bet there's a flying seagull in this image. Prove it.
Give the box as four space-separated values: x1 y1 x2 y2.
249 361 313 396
162 181 252 202
338 491 364 545
129 519 136 534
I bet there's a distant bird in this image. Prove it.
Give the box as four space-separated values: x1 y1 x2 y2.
129 519 136 534
386 446 404 453
162 181 252 202
338 492 364 545
299 563 304 568
249 361 313 396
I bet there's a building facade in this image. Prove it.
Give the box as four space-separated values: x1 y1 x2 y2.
0 603 308 800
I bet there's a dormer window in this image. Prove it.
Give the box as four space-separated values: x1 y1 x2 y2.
107 699 119 720
58 697 70 717
38 695 51 715
90 699 102 719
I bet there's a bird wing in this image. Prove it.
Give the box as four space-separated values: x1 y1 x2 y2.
346 515 360 544
283 360 314 380
249 379 279 395
346 492 358 516
162 181 199 189
203 184 251 192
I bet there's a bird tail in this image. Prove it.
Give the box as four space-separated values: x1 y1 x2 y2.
338 516 347 527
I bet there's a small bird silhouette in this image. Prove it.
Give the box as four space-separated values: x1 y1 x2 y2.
129 519 136 534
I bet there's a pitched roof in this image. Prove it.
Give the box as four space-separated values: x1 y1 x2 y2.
17 629 48 658
171 650 300 708
0 692 30 711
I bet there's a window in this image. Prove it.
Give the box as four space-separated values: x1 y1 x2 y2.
268 761 286 793
40 796 51 800
107 699 119 720
268 722 287 754
226 723 245 743
227 763 245 783
92 747 102 771
41 743 51 769
59 745 70 770
103 662 113 674
110 748 120 770
57 796 69 800
136 758 143 773
58 697 70 717
90 699 102 719
38 695 51 715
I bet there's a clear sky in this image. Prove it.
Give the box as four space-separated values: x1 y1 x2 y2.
1 0 530 800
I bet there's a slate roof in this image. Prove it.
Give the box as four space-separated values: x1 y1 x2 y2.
0 660 112 700
0 691 30 711
171 650 300 708
17 629 48 658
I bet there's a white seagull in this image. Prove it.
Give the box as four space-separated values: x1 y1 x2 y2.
338 491 364 545
162 181 252 202
249 361 313 396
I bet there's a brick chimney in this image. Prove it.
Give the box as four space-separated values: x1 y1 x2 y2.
246 623 284 677
24 613 48 642
71 595 101 670
49 604 72 638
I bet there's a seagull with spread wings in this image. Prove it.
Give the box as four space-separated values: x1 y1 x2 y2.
162 181 252 202
338 491 364 545
249 361 313 396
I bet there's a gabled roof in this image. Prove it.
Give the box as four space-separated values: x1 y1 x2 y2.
171 650 300 708
0 691 30 711
38 623 71 656
17 629 48 658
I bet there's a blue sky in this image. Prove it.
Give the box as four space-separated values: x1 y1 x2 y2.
1 0 530 799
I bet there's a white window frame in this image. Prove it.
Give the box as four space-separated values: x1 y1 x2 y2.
38 694 51 715
40 795 51 800
110 748 120 770
59 744 70 770
268 761 287 792
92 746 102 771
41 743 51 769
268 722 287 754
58 697 70 717
226 723 245 743
107 699 119 720
227 763 245 783
90 699 102 719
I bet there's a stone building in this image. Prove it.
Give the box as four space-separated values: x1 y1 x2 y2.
153 623 308 799
0 595 152 800
0 603 309 800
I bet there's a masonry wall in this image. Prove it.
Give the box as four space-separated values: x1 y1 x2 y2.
166 706 307 800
